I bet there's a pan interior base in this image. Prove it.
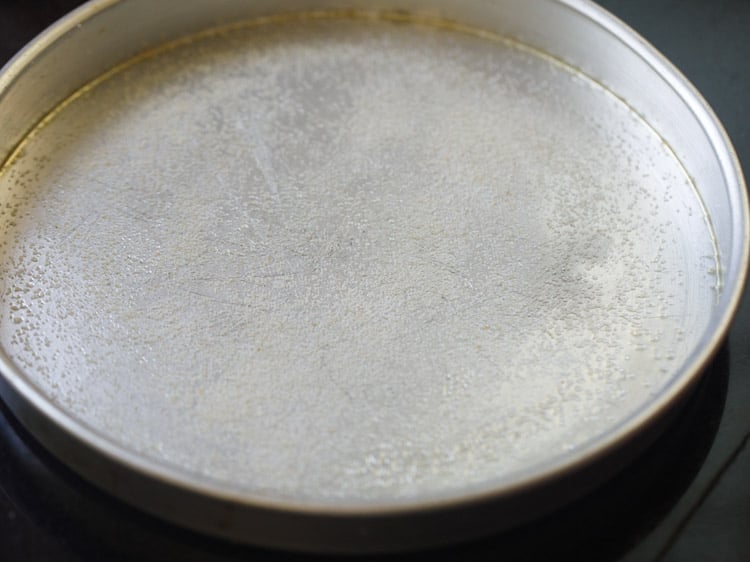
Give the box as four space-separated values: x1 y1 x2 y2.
0 15 719 505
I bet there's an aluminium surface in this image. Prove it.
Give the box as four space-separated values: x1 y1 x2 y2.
0 0 746 554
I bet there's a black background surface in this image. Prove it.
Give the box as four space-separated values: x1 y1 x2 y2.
1 1 749 560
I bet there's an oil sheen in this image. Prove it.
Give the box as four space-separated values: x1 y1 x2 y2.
0 15 718 503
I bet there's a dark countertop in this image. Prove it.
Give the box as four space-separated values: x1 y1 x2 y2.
1 1 748 560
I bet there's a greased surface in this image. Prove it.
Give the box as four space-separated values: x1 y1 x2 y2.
0 16 718 502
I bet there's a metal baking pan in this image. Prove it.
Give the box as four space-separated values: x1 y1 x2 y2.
0 0 747 553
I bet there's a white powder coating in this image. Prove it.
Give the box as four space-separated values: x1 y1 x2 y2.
0 16 718 503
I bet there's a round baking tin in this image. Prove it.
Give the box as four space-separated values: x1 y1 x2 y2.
0 0 747 553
